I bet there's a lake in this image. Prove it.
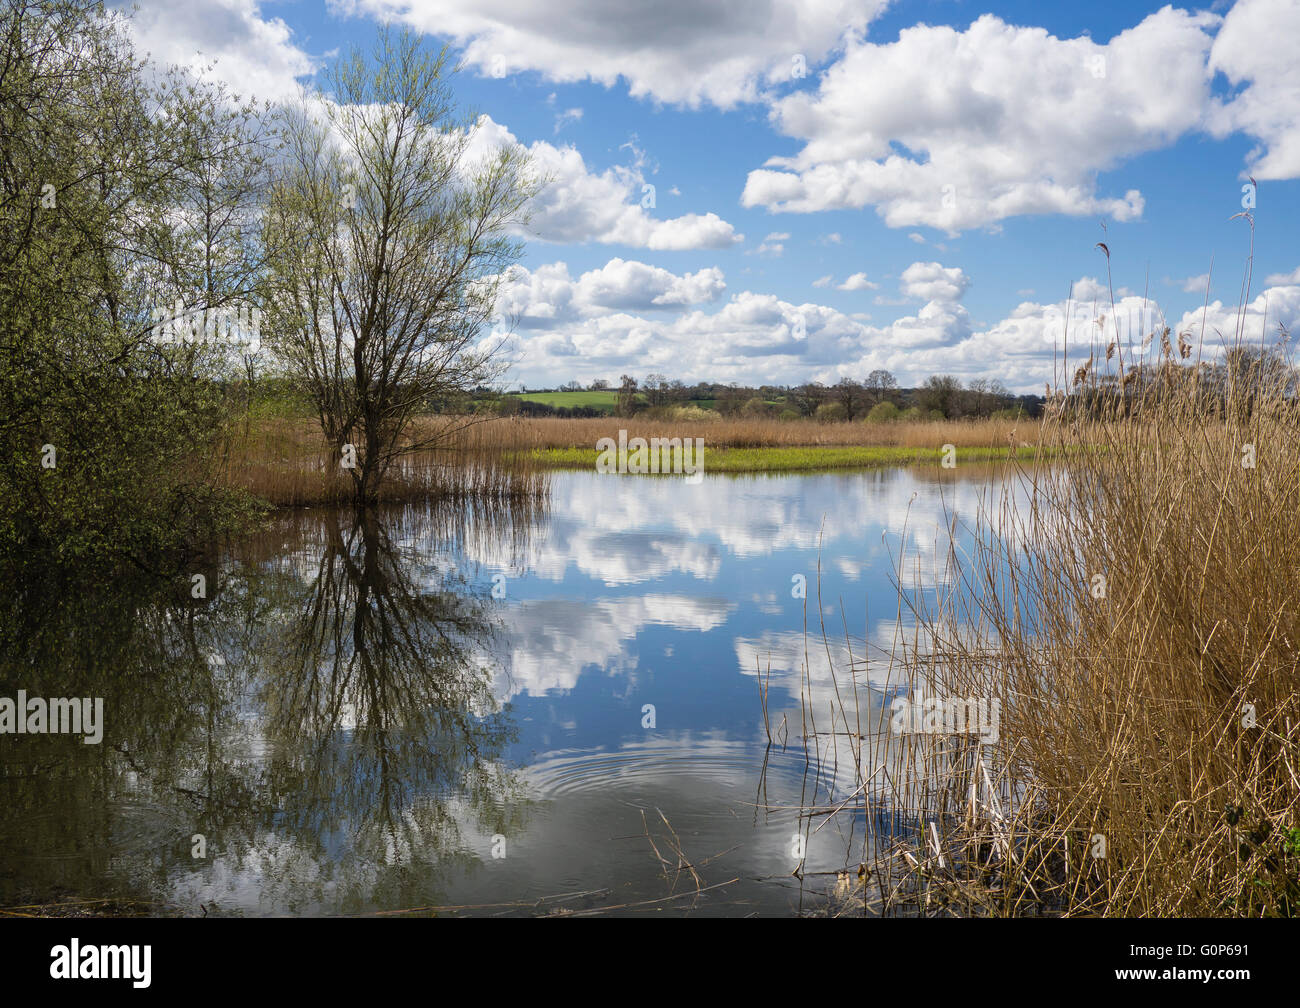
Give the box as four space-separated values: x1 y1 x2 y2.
0 466 1008 916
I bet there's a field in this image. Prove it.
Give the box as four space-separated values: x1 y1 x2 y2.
506 389 620 412
520 443 1020 472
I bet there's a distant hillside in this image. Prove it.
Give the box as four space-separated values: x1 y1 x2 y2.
508 389 620 413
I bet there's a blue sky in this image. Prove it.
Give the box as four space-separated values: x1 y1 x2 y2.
123 0 1300 391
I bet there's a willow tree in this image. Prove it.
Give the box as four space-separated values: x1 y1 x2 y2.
264 29 536 505
0 0 260 563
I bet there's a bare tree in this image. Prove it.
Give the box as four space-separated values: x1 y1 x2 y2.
263 28 537 503
866 368 898 404
618 373 639 414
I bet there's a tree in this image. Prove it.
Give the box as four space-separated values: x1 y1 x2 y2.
918 375 963 418
617 373 639 414
263 28 536 504
644 372 667 407
866 368 898 403
865 400 900 423
0 0 255 561
833 377 864 419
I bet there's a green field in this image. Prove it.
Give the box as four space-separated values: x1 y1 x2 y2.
513 443 1030 473
508 390 621 412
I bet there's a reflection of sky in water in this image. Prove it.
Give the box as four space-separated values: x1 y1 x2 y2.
408 467 1021 915
475 468 1010 702
1 466 1026 917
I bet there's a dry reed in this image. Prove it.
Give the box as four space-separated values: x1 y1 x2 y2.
788 260 1300 917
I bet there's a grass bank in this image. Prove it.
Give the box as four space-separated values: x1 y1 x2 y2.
517 442 1025 472
221 415 1043 504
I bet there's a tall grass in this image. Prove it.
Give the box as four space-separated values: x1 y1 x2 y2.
955 347 1300 916
221 415 548 508
452 415 1030 451
222 413 1034 501
800 278 1300 917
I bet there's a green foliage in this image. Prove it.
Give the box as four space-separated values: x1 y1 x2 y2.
0 0 258 565
864 400 900 423
509 389 618 412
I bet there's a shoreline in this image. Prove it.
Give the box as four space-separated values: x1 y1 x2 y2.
512 443 1037 474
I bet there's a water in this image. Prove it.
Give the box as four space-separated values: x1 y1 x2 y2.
0 466 1006 916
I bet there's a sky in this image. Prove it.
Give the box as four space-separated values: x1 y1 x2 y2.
120 0 1300 392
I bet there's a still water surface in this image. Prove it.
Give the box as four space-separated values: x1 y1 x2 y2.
0 467 1004 916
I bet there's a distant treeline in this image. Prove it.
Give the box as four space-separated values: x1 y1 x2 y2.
489 372 1045 421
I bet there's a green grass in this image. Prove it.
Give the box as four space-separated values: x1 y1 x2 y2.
508 389 621 412
513 443 1029 473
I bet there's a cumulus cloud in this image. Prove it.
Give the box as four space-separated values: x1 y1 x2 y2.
836 272 879 291
494 258 726 327
488 249 1300 395
1170 284 1300 350
901 262 970 302
1207 0 1300 180
467 116 741 250
1264 266 1300 287
742 8 1218 230
337 0 890 108
121 0 318 100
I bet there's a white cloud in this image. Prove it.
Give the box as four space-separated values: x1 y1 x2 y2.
495 258 726 327
553 107 583 133
837 272 879 291
742 8 1217 230
1170 284 1300 351
1182 272 1212 293
901 262 969 302
491 258 1300 395
121 0 318 100
467 116 741 250
577 258 727 309
1208 0 1300 180
756 232 789 257
338 0 891 107
813 275 833 288
1264 266 1300 287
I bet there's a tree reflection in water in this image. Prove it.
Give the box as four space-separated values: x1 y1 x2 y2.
0 495 539 915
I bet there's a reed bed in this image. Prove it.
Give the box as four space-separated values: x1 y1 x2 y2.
220 415 548 508
786 340 1300 917
221 413 1036 501
447 414 1030 451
